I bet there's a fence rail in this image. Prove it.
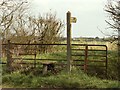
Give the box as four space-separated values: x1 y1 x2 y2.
1 40 108 75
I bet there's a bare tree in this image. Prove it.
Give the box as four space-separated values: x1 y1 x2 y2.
0 0 28 43
30 12 64 53
105 0 120 44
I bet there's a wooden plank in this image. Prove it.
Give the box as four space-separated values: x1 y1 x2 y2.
72 64 84 66
73 59 84 61
0 62 7 64
19 53 36 55
12 58 66 61
15 62 33 64
87 65 106 67
87 60 106 62
4 43 67 46
2 43 107 47
88 50 106 51
71 54 85 56
88 55 106 57
72 49 85 51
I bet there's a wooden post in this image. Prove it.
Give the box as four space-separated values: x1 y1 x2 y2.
118 31 120 80
105 46 108 77
0 39 1 86
84 45 88 71
7 40 12 72
0 39 2 62
34 41 36 68
67 11 72 73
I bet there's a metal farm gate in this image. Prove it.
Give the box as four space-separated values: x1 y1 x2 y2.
71 44 108 75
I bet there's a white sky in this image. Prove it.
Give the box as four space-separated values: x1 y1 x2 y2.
28 0 111 38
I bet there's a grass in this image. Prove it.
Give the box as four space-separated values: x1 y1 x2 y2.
107 50 119 80
2 69 120 88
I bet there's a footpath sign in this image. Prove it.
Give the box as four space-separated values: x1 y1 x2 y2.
70 17 77 23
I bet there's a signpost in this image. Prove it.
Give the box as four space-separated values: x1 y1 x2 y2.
67 11 77 73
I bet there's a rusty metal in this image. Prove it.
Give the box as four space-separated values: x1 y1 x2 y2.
72 44 108 75
72 44 107 47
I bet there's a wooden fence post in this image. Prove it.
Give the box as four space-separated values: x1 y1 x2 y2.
0 39 2 62
84 45 88 71
67 11 72 73
34 41 36 68
118 32 120 80
7 40 12 72
0 39 1 86
105 46 108 77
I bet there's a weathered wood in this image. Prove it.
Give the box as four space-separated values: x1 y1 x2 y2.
19 53 36 55
12 58 66 61
0 40 2 61
3 43 67 46
84 45 88 71
67 11 72 73
7 40 12 72
2 43 107 47
105 46 108 76
34 43 37 68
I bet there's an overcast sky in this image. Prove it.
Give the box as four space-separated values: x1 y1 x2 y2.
28 0 111 38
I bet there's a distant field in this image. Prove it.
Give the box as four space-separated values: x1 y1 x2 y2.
71 40 117 51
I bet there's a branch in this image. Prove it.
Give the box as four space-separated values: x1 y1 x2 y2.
105 20 119 30
97 27 111 36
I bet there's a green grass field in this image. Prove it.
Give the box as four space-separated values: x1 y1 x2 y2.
1 69 120 88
